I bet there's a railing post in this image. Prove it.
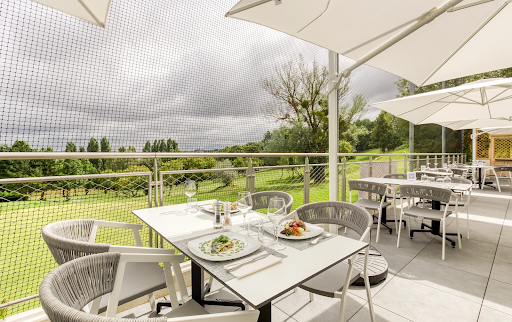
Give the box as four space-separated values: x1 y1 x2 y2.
434 155 438 168
388 155 392 174
342 156 347 202
369 156 373 177
148 173 153 248
153 157 160 248
303 157 310 204
416 155 419 170
426 155 429 168
246 157 255 193
404 155 407 173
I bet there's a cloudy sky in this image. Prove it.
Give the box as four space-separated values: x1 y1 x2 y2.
0 0 399 152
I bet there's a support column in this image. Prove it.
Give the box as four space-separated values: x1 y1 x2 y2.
472 129 477 162
328 50 339 202
409 82 415 171
441 81 446 163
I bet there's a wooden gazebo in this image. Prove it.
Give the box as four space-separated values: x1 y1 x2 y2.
476 132 512 166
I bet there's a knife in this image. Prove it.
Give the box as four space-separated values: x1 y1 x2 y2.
225 253 271 272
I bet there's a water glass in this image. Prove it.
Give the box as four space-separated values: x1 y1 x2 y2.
443 176 452 184
421 174 428 182
248 217 262 239
187 198 198 214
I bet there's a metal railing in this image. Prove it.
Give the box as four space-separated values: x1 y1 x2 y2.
0 151 465 315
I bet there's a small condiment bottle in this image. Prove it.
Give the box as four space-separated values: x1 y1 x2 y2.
223 200 232 230
213 200 223 229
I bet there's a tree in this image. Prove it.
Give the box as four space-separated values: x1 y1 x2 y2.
3 141 41 199
79 146 86 152
100 137 111 171
61 142 83 201
87 137 101 172
118 165 151 197
371 112 401 152
354 119 373 152
143 141 152 153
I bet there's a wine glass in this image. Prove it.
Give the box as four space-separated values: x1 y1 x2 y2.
237 191 253 235
179 180 197 215
267 197 286 251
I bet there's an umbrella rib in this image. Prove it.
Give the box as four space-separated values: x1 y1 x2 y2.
448 91 481 105
488 87 512 102
416 95 465 124
395 93 456 117
297 0 331 33
419 1 509 86
77 0 104 27
490 94 512 103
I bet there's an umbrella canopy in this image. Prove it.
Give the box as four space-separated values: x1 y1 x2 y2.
31 0 111 27
227 0 512 87
370 78 512 125
439 118 512 130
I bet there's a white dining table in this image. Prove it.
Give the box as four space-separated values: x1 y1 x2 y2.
132 200 368 322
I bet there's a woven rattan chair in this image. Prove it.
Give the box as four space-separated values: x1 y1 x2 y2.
249 191 293 214
39 252 260 322
288 201 375 322
482 166 512 192
398 185 462 260
451 168 469 179
349 179 391 243
42 219 173 314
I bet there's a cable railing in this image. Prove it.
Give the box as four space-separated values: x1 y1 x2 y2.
0 151 465 316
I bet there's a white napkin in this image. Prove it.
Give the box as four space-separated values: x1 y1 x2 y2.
224 251 283 279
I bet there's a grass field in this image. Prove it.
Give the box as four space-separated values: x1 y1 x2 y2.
0 156 407 316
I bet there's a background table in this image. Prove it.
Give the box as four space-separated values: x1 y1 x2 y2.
132 201 368 322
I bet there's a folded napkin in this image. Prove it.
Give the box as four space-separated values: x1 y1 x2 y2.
224 251 283 279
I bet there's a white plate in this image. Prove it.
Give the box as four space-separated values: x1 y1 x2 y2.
188 232 260 262
201 205 240 214
263 221 324 240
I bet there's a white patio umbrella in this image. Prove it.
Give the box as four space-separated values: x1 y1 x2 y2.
439 118 512 131
31 0 111 27
226 0 512 203
226 0 512 87
370 78 512 125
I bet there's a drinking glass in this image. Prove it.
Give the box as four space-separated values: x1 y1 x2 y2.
187 198 198 214
428 177 435 183
421 174 428 182
184 180 197 198
248 217 263 239
443 176 452 184
267 197 286 251
237 191 253 235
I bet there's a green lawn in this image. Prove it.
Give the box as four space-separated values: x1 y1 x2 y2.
0 159 407 316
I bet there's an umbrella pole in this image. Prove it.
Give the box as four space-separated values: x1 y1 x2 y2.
328 50 339 203
472 129 477 162
409 83 415 171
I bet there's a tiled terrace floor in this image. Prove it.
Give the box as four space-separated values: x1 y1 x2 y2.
122 186 512 322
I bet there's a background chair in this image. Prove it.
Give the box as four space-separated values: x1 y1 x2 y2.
349 179 391 242
289 201 375 322
482 166 512 192
382 173 408 233
39 252 260 322
452 168 468 179
42 219 174 314
444 177 472 239
398 185 461 260
250 190 293 214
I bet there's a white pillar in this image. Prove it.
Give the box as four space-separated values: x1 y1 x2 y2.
441 81 446 157
328 50 339 203
409 83 415 170
472 128 477 162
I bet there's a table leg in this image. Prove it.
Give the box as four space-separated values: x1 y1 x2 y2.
191 261 204 304
479 168 482 189
417 200 457 247
257 302 271 322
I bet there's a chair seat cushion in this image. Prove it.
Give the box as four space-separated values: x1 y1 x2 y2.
164 300 209 318
354 199 391 210
299 261 361 298
403 206 452 221
385 193 407 200
98 262 167 313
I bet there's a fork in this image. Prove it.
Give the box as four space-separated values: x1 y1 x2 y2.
310 232 332 245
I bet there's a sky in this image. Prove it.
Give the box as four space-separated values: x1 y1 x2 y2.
0 0 399 152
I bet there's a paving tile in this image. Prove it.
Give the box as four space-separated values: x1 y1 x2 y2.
416 240 494 277
348 304 412 322
478 305 512 322
398 258 488 304
490 259 512 285
495 244 512 264
272 305 298 322
273 286 366 322
373 276 481 322
483 279 512 316
498 233 512 248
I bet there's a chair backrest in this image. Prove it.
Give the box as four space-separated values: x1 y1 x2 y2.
348 180 387 197
399 185 452 203
292 201 372 239
451 168 467 176
449 177 472 185
42 219 110 265
436 168 452 173
250 191 293 214
39 252 167 322
382 173 407 180
492 166 512 173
